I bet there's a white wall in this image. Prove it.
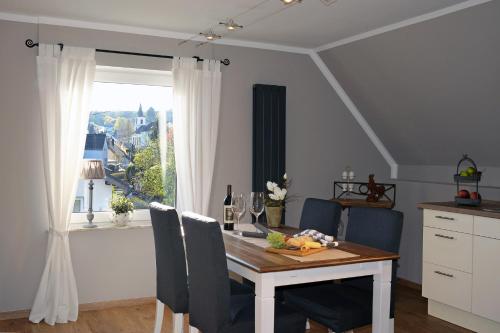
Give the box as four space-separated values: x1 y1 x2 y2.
0 19 389 312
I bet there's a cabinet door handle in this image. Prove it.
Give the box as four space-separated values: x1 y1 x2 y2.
435 233 455 240
435 215 455 221
434 270 454 278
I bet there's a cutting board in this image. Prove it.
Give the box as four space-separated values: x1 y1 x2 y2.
265 246 327 257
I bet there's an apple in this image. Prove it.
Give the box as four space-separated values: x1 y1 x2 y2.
459 171 469 177
458 189 470 199
470 192 481 200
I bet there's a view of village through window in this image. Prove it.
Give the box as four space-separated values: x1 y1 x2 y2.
74 82 175 214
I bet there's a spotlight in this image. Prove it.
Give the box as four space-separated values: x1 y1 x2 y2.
281 0 301 4
199 30 222 41
220 19 243 31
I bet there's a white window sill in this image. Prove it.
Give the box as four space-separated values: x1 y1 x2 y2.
69 220 152 232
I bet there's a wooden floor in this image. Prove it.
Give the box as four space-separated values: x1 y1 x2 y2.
0 285 471 333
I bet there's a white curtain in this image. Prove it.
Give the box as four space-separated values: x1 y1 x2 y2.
172 57 221 215
29 44 96 325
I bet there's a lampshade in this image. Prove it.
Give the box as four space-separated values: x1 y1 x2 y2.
81 159 105 180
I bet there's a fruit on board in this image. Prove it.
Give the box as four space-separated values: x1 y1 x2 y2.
459 171 469 177
458 189 470 199
466 167 477 175
470 192 481 200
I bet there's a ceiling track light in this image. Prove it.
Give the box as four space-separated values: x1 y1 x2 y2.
280 0 302 5
199 30 222 41
219 19 243 31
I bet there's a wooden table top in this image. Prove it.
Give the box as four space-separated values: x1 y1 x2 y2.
418 200 500 219
224 226 399 273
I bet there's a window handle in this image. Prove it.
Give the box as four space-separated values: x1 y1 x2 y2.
434 270 454 278
435 233 455 240
435 215 455 221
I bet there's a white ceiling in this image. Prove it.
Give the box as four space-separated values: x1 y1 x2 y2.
0 0 470 48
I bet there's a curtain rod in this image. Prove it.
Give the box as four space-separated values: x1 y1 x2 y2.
25 39 230 66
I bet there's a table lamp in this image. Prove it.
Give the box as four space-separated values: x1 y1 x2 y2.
81 159 105 228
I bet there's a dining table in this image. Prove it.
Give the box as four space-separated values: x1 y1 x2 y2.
221 224 399 333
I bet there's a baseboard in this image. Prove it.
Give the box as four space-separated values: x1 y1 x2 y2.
397 277 422 291
0 297 155 321
0 309 30 321
428 299 500 333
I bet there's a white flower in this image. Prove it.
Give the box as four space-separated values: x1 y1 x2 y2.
267 181 278 192
283 173 287 180
266 181 274 191
273 187 287 200
269 193 279 201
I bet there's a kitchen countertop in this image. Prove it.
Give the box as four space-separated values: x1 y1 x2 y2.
417 200 500 219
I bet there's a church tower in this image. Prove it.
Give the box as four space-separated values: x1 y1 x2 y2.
135 104 146 129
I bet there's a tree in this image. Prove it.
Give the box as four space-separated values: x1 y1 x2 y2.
142 165 164 198
114 117 134 139
146 107 157 123
131 140 163 200
128 135 177 205
104 115 115 127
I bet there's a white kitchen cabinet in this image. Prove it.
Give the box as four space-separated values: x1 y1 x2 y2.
472 234 500 322
419 204 500 333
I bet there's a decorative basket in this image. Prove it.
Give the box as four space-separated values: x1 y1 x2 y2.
454 155 481 207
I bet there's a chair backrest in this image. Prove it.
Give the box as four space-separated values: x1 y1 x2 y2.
182 212 231 333
345 207 403 317
346 207 403 253
149 202 188 314
299 198 342 237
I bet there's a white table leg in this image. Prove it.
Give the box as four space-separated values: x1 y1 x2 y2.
188 326 199 333
372 260 392 333
173 313 184 333
154 299 164 333
255 273 275 333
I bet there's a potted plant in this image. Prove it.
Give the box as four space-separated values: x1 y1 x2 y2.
111 194 134 227
265 173 289 228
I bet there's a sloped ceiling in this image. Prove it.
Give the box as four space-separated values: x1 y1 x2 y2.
319 0 500 167
0 0 469 48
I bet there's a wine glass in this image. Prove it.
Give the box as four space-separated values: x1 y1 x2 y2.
249 192 265 229
232 193 246 234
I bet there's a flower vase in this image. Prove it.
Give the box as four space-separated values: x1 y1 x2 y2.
112 212 130 227
265 206 283 228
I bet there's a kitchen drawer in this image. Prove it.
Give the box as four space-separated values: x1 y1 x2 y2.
474 216 500 240
423 227 472 273
424 209 473 234
422 262 472 312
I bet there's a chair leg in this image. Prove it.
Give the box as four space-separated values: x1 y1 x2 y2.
189 326 199 333
172 313 184 333
305 319 310 330
154 299 164 333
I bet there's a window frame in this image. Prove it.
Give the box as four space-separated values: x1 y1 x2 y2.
70 65 173 225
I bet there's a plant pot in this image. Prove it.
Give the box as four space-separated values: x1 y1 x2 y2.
265 206 283 228
112 212 131 227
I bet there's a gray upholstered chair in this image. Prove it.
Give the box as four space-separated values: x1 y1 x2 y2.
299 198 342 237
182 211 306 333
149 202 188 333
284 207 403 333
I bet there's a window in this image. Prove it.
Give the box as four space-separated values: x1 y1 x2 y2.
72 66 175 223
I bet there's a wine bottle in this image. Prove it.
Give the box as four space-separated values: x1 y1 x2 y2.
223 185 234 230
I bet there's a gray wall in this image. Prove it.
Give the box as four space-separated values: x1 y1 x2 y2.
0 19 389 312
319 0 500 167
318 0 500 284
